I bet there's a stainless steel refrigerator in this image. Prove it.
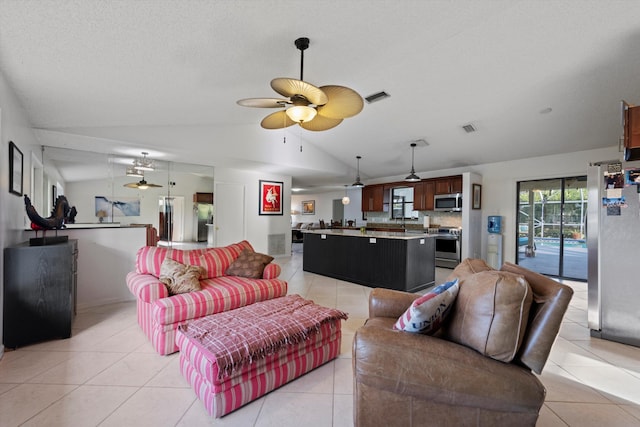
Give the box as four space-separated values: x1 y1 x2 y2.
587 160 640 347
194 203 213 242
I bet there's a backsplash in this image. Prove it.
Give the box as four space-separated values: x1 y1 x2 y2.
365 211 462 228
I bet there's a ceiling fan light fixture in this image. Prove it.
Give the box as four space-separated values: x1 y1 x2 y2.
238 37 363 131
133 152 154 171
352 155 364 187
405 143 421 182
286 105 317 123
126 166 144 178
137 183 149 190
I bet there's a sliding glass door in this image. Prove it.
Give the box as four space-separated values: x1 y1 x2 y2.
516 176 587 280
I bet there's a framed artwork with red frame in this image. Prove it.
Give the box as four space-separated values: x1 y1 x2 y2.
259 180 283 215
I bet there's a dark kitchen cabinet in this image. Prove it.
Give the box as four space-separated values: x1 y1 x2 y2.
434 176 463 195
361 184 385 212
3 240 78 348
624 103 640 160
413 181 435 211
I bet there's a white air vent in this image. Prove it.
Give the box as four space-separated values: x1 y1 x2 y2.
268 233 286 255
365 91 390 103
462 123 477 133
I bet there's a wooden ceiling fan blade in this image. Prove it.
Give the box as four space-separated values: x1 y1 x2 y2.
237 98 289 108
300 115 343 131
261 110 296 129
317 85 364 119
271 78 328 106
123 182 140 188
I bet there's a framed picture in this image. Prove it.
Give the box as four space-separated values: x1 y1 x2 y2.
9 141 23 196
302 200 315 215
472 184 482 209
259 180 283 215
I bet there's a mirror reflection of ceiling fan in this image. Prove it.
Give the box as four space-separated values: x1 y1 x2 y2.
123 152 162 189
123 175 162 190
237 37 364 131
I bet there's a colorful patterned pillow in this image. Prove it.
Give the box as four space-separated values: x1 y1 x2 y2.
225 249 274 279
159 257 205 295
394 279 459 334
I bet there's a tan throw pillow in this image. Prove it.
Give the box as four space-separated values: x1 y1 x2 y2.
444 270 533 363
225 249 274 279
159 257 204 295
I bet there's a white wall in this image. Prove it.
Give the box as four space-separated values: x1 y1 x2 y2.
0 70 48 356
472 145 620 264
214 167 292 256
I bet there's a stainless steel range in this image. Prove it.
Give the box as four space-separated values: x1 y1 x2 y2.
428 228 462 268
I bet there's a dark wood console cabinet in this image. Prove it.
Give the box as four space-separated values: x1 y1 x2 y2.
3 240 78 348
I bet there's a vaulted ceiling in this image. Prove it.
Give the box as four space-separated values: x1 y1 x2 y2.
1 1 639 192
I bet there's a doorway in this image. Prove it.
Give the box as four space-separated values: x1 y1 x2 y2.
332 199 344 226
516 176 587 280
159 196 184 242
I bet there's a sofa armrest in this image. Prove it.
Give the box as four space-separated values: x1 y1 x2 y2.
369 288 421 319
353 320 545 413
263 263 281 279
126 272 169 303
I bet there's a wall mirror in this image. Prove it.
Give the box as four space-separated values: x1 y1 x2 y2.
38 146 214 245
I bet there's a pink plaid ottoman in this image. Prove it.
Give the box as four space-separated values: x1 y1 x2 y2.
176 294 348 418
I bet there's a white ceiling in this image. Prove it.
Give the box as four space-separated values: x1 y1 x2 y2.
1 1 639 192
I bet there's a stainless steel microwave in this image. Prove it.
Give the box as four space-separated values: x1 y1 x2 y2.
434 193 462 211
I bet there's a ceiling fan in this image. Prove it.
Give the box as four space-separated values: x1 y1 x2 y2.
237 37 364 131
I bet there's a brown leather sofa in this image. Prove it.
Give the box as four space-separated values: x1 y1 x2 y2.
353 259 573 427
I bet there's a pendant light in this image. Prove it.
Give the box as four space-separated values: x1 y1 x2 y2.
405 143 421 182
352 155 364 187
342 185 350 205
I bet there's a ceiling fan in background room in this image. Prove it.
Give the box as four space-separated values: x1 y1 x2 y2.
123 175 163 190
237 37 364 131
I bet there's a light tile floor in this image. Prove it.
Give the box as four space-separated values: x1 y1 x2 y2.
1 246 640 426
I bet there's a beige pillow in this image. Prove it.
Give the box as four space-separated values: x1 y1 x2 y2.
444 270 533 362
159 257 204 295
225 249 274 279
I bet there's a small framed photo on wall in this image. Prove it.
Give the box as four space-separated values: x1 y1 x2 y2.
302 200 315 215
472 184 482 209
9 141 23 196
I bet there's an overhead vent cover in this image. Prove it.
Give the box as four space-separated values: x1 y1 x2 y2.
462 123 477 133
365 91 390 103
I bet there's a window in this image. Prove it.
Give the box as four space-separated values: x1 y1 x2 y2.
391 187 417 219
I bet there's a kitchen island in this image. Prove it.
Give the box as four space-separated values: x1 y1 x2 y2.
303 229 435 292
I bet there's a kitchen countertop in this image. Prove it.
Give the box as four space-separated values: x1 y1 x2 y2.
304 229 436 240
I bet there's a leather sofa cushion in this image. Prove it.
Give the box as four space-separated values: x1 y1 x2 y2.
446 257 494 282
501 262 574 374
354 319 546 414
444 270 533 362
